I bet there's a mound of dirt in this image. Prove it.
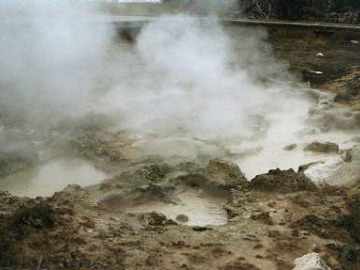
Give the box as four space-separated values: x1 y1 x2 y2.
250 168 317 193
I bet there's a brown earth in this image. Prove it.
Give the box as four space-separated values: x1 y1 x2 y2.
0 160 359 270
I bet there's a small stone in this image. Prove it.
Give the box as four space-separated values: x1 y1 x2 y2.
176 214 189 223
284 144 297 151
340 149 352 162
148 212 167 226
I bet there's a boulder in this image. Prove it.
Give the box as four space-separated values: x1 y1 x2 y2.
305 146 360 187
250 169 317 193
293 252 331 270
204 159 247 186
304 142 339 153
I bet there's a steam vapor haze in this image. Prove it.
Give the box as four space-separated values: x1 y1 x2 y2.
0 3 313 154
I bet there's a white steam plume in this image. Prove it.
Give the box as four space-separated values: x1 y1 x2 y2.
102 15 312 141
0 5 313 157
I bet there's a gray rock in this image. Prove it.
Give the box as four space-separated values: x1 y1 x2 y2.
204 158 247 186
319 146 360 187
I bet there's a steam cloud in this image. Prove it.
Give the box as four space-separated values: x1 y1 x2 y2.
0 3 313 154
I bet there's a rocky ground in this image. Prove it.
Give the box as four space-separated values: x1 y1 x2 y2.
1 25 360 270
0 159 359 270
269 27 360 110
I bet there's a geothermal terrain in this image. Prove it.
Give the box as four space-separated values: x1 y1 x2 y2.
0 6 360 270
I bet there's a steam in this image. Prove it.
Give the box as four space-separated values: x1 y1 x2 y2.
102 15 312 140
0 4 113 129
0 4 313 157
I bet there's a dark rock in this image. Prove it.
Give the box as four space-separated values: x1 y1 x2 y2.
176 214 189 223
304 141 339 153
284 144 297 151
192 226 212 232
298 162 321 173
250 168 317 193
149 211 167 226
